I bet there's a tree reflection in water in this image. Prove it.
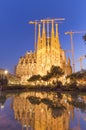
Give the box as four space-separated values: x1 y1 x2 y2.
67 92 86 111
0 93 6 109
13 92 71 130
28 96 66 118
12 91 86 130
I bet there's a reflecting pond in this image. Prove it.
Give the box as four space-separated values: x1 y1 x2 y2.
0 91 86 130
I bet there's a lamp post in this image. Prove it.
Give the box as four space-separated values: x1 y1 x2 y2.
4 70 8 86
4 70 8 75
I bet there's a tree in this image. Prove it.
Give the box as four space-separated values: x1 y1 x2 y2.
42 66 64 85
66 70 86 87
50 65 64 78
42 72 52 85
83 34 86 44
28 75 41 85
67 71 86 80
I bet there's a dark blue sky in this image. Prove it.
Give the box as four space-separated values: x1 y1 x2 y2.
0 0 86 73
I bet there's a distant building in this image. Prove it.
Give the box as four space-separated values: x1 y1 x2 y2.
0 68 8 86
0 68 20 85
16 20 72 84
0 69 6 76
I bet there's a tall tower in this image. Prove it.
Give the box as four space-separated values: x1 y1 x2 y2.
37 24 41 50
55 24 60 49
37 21 47 75
36 18 69 75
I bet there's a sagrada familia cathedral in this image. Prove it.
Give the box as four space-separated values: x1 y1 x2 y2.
16 18 72 83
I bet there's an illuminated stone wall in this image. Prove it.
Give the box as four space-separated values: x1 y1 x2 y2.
16 51 37 84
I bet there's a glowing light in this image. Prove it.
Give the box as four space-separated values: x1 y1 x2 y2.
4 70 8 75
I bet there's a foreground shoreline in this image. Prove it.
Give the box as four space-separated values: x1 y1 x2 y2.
1 84 86 93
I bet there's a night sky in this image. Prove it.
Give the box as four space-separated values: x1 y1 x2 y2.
0 0 86 73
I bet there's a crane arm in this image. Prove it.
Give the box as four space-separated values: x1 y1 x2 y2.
41 18 65 23
65 31 86 35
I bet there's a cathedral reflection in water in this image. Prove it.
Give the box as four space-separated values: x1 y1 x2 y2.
13 92 75 130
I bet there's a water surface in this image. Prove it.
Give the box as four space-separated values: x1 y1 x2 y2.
0 91 86 130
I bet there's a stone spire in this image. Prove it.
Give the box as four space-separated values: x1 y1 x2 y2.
67 57 71 65
56 24 58 38
51 20 55 40
37 24 41 50
55 24 60 48
50 20 55 49
42 21 46 48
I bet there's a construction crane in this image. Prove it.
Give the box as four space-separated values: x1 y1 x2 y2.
41 18 65 38
65 31 86 73
41 18 65 22
29 20 41 52
78 55 86 70
64 50 71 53
29 18 65 50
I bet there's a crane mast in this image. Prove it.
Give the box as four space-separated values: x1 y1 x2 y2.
29 20 40 52
65 31 86 73
78 55 86 70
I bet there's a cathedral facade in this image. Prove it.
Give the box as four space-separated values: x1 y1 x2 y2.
16 19 72 83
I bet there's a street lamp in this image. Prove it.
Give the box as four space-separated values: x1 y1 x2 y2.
4 70 8 75
4 70 8 86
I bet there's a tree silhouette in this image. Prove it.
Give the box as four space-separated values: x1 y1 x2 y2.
83 34 86 44
28 74 41 85
42 72 52 84
50 65 64 78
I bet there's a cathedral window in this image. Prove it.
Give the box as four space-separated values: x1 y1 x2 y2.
25 60 28 64
21 61 23 65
